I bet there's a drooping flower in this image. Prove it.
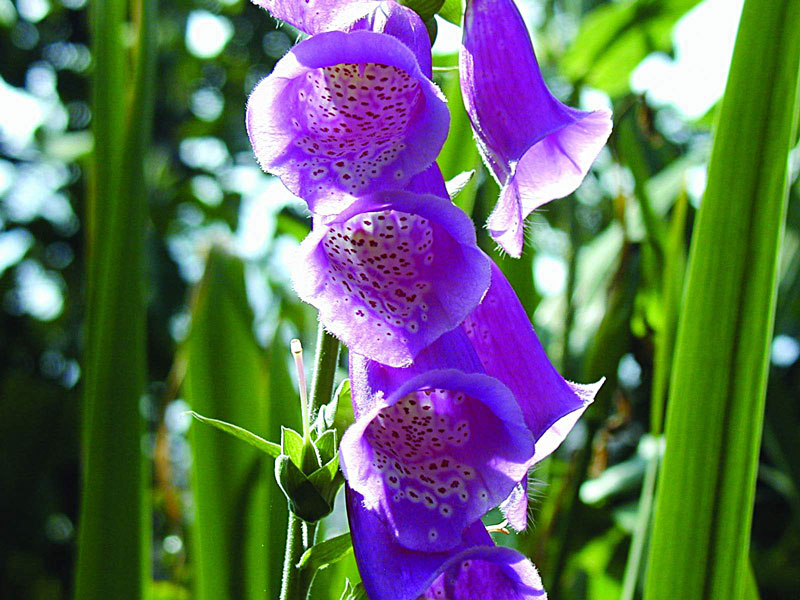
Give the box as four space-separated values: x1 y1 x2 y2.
246 29 449 215
460 0 612 257
461 261 600 463
346 487 547 600
460 261 602 527
349 261 600 530
339 345 533 551
292 190 490 367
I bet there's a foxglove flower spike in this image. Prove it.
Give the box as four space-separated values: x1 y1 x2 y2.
247 30 449 215
460 0 612 256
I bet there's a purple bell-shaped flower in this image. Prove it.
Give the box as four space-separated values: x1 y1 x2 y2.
341 330 534 551
247 29 449 215
460 0 612 257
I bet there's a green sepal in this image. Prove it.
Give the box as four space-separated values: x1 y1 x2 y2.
297 532 353 573
309 452 345 508
187 411 281 458
339 580 368 600
275 424 345 521
446 170 476 200
313 429 338 465
275 455 334 522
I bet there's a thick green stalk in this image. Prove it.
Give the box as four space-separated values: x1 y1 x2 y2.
644 0 800 598
75 0 154 597
280 323 339 600
280 513 305 600
308 324 341 420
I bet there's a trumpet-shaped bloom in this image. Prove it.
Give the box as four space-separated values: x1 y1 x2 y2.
461 261 601 527
247 30 448 215
292 190 490 367
460 0 612 257
349 263 600 530
340 366 533 551
347 488 547 600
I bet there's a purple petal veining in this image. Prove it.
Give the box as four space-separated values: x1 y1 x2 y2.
340 368 533 551
347 488 547 600
460 0 612 257
247 30 449 215
292 190 490 367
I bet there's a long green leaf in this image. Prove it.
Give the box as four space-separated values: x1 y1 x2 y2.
184 250 274 600
188 411 281 458
644 1 800 598
74 0 155 597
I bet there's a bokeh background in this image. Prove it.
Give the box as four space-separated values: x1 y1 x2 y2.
1 0 798 598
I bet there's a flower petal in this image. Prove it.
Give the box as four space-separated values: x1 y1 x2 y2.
340 369 533 551
293 190 490 367
347 488 547 600
498 480 528 532
349 1 434 78
246 30 449 215
249 0 378 34
349 328 485 418
460 0 611 256
462 262 599 458
423 545 547 600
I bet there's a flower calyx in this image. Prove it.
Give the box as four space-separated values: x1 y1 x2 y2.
275 425 346 522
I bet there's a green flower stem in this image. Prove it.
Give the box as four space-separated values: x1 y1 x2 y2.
308 324 341 422
279 512 304 600
280 323 340 600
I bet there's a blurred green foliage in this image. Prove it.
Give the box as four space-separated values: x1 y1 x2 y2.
1 0 798 599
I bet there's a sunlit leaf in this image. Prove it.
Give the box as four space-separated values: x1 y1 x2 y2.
645 1 800 597
187 411 281 458
184 249 273 600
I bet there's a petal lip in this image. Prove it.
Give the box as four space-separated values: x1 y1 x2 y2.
292 190 490 367
246 29 449 215
339 368 533 552
349 327 485 419
460 0 612 256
